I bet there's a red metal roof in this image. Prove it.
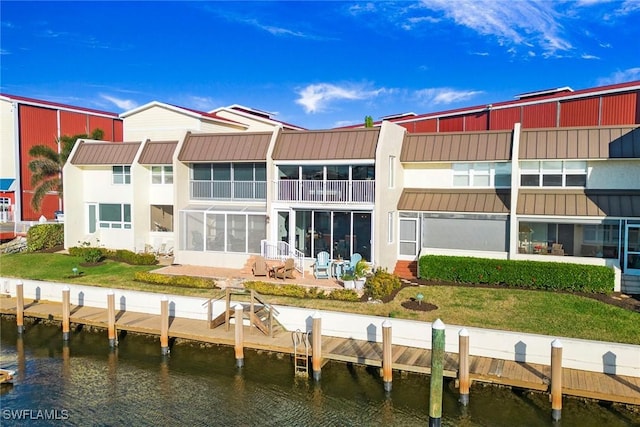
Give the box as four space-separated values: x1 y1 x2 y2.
0 93 120 117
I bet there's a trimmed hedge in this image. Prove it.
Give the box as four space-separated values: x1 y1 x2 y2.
134 271 216 289
68 247 157 265
27 223 64 251
244 281 360 302
111 249 157 265
419 255 614 293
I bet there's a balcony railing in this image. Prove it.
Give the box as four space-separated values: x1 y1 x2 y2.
191 180 266 201
277 179 375 203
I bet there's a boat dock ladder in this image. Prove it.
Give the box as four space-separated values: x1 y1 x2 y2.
292 329 310 377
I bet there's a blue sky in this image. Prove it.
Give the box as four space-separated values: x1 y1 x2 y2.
1 1 639 130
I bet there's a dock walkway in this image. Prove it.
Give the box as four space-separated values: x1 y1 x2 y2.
1 297 638 406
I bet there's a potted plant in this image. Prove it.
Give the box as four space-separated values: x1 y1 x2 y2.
354 259 369 290
341 272 356 290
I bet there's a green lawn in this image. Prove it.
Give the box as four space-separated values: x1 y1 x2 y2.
1 252 638 344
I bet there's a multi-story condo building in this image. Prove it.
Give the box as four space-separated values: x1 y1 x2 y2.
61 81 640 293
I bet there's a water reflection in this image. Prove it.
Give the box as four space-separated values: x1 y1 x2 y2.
0 318 638 427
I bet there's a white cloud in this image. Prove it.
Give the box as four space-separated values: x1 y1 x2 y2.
413 87 483 105
417 0 572 56
183 96 219 112
596 68 640 85
0 49 9 55
616 0 640 15
100 94 137 110
295 83 386 114
581 53 600 60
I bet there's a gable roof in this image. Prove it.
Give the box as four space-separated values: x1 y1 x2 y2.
119 101 247 127
210 104 306 131
272 128 380 161
0 93 120 118
70 141 140 165
138 140 178 165
178 132 273 162
401 130 512 162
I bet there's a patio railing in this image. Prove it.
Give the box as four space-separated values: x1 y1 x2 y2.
191 180 266 201
276 179 374 203
261 239 304 277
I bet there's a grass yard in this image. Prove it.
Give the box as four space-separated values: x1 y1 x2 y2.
1 252 639 344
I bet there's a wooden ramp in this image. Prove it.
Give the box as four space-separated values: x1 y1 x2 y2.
1 298 638 406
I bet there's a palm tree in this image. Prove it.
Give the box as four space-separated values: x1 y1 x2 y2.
28 128 104 212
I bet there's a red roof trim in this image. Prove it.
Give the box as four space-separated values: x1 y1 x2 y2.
0 93 120 117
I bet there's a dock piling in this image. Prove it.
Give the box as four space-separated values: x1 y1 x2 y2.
107 291 117 348
160 296 169 355
16 281 24 334
312 312 322 381
382 320 392 392
62 286 70 341
551 339 563 422
234 304 244 368
429 319 445 427
458 328 470 406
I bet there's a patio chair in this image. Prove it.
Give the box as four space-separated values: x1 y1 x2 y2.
252 256 268 277
343 253 362 276
313 251 330 279
274 258 295 280
551 243 564 256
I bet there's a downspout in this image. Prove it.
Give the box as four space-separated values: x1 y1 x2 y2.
508 123 522 259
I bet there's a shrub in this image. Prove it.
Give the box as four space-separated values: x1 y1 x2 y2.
419 255 614 293
134 271 216 289
243 281 360 302
326 288 360 301
364 268 402 300
26 223 64 251
69 245 107 263
111 249 157 265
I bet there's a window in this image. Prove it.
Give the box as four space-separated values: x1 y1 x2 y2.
389 156 395 188
112 165 131 184
191 163 267 200
151 166 173 184
520 161 587 187
181 210 267 254
99 203 131 229
452 162 510 187
151 205 173 231
388 211 394 243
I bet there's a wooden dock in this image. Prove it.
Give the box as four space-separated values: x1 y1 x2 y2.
1 297 638 406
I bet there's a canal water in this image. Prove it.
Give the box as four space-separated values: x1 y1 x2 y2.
0 318 638 426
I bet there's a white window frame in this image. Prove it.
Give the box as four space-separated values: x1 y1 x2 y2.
452 162 511 188
112 165 131 185
520 160 587 187
152 165 173 184
388 156 395 189
99 203 132 229
388 211 394 243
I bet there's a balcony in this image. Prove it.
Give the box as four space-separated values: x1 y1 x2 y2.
191 180 266 201
277 179 375 203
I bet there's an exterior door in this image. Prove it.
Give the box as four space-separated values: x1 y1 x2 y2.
624 224 640 275
399 216 419 260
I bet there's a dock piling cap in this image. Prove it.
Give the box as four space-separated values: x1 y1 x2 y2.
459 328 469 337
551 339 563 348
234 303 243 311
382 319 392 328
432 318 445 330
